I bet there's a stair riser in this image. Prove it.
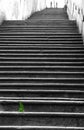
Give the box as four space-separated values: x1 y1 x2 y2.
0 34 81 37
0 41 83 44
29 16 68 18
0 72 83 78
0 48 84 50
0 38 82 41
0 27 78 29
0 60 84 63
0 128 81 130
0 63 84 66
0 79 83 84
0 56 84 59
4 24 77 27
0 24 77 26
0 45 83 47
0 36 82 39
0 50 84 53
25 23 77 26
0 85 84 90
0 30 78 33
0 103 84 113
0 114 83 126
0 49 84 52
0 90 84 98
0 37 82 41
0 40 82 43
0 68 83 74
2 21 76 24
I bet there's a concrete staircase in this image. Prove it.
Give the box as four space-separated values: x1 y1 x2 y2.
0 8 84 129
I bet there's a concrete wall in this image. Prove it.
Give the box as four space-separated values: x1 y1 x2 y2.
0 0 21 20
67 0 84 41
0 0 66 22
0 0 46 21
81 0 84 41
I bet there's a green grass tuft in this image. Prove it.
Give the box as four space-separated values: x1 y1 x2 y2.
18 102 24 112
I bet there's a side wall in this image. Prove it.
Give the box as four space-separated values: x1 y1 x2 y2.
0 0 46 21
0 0 65 22
67 0 84 41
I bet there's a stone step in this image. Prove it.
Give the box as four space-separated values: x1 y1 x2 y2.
0 32 80 35
0 26 77 29
0 77 83 84
0 44 83 47
0 35 81 38
0 61 83 65
0 41 83 44
0 126 84 130
0 112 84 126
0 49 84 52
2 20 76 23
0 100 84 112
0 56 84 60
0 38 82 41
0 83 84 90
0 30 79 33
0 71 83 77
0 45 83 48
0 89 84 98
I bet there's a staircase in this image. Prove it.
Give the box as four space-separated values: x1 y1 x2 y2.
0 8 84 129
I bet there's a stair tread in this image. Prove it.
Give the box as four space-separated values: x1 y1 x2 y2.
0 97 84 101
0 77 84 80
0 111 84 116
0 126 84 130
0 83 84 86
0 65 84 68
0 71 84 73
0 53 84 55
